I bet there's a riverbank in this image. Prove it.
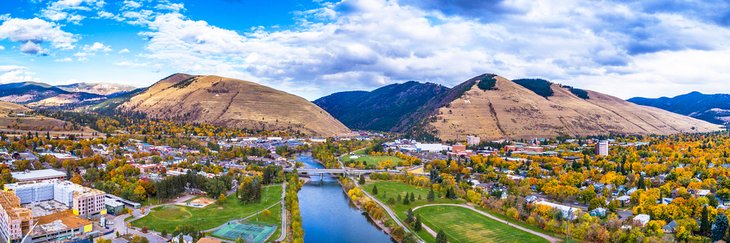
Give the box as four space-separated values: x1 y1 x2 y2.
338 178 397 239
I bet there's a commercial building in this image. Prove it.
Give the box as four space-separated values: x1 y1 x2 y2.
11 169 66 183
0 191 33 242
466 135 481 146
595 140 609 156
5 180 106 217
0 180 102 242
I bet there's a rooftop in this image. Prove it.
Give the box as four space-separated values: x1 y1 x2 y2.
12 169 66 181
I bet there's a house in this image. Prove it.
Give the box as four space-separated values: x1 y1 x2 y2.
617 195 631 206
590 207 607 218
696 189 711 197
197 237 221 243
633 214 651 227
535 201 581 220
661 198 673 204
663 220 678 233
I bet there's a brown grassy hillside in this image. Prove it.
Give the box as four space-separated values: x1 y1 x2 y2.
0 101 95 133
428 75 721 141
119 74 350 136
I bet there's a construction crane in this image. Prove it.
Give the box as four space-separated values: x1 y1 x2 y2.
20 222 39 243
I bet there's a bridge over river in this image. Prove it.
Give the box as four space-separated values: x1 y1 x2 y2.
283 168 398 177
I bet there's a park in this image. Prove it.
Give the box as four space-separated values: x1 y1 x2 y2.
363 180 554 243
130 185 283 241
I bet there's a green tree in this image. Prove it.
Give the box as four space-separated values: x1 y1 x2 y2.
410 192 415 202
701 206 711 236
436 230 447 243
427 188 435 202
359 174 366 185
406 208 414 223
414 216 422 231
372 185 378 195
713 213 728 242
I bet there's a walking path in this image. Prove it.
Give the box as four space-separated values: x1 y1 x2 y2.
353 177 425 243
275 182 287 242
411 204 559 243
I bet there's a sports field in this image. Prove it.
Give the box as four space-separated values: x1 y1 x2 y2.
363 181 461 242
341 152 404 167
132 185 282 232
416 205 549 243
212 222 276 243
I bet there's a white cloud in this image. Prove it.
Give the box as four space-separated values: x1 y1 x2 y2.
115 61 151 67
40 0 106 24
0 45 4 50
0 17 77 55
132 0 730 99
118 48 130 54
55 57 74 62
19 41 48 55
122 0 142 9
0 65 38 83
82 42 112 52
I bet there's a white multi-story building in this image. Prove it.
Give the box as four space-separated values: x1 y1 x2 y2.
11 169 66 183
5 180 106 216
466 135 481 146
595 140 609 156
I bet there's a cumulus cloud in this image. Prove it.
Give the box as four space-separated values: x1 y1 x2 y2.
82 42 112 52
118 48 130 54
40 0 106 24
19 41 48 55
0 17 77 55
131 0 730 99
0 65 38 83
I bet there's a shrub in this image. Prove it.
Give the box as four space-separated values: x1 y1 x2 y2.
477 74 498 91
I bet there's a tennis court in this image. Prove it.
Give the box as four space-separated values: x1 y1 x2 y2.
211 222 276 242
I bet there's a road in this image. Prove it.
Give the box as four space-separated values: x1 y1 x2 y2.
275 182 287 242
411 204 559 243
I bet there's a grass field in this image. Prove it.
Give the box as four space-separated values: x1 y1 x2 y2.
132 185 282 232
363 181 461 242
248 202 283 242
416 206 549 243
341 150 404 167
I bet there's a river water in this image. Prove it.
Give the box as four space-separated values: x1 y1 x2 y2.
296 155 392 243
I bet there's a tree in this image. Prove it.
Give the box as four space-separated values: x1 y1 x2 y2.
372 185 378 195
436 230 447 243
262 209 272 217
406 208 414 223
133 185 147 201
414 216 422 231
359 174 366 185
712 213 728 242
217 193 226 205
403 194 410 205
410 192 415 202
701 206 711 236
427 188 435 202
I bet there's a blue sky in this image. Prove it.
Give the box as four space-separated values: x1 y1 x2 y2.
1 0 730 100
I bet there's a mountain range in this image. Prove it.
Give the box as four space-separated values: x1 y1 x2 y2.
629 92 730 125
0 73 722 139
316 74 720 141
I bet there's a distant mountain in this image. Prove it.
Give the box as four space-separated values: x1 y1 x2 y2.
0 101 94 132
316 74 720 141
314 81 449 131
57 82 136 95
628 92 730 125
118 73 350 136
0 82 105 107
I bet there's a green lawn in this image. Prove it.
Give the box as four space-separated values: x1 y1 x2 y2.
132 185 282 233
248 202 283 242
416 205 549 243
363 181 461 242
341 154 404 167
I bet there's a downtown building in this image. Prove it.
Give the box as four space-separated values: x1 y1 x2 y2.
0 179 104 242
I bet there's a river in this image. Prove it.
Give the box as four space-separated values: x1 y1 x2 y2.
296 155 392 243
